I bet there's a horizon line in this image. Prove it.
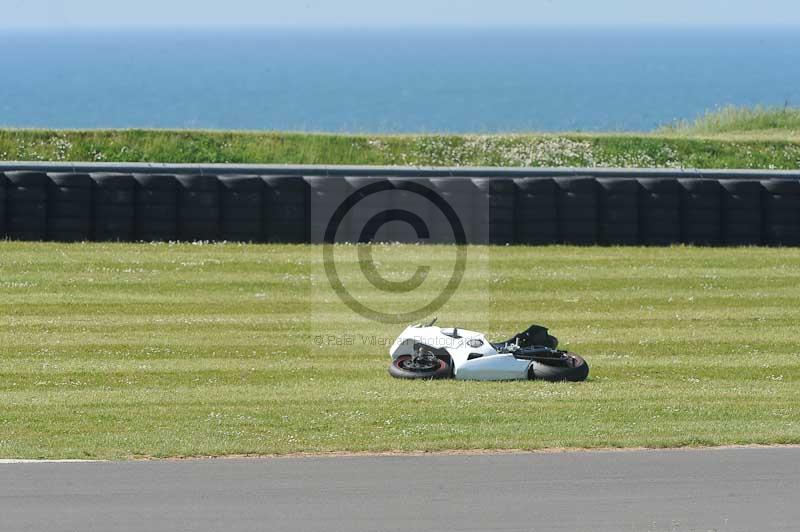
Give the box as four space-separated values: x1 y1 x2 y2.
3 23 800 31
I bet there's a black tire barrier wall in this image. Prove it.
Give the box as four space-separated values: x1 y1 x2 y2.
430 177 480 244
721 180 762 245
388 177 437 243
134 174 178 242
514 178 558 245
219 176 263 242
48 172 93 242
178 175 220 241
93 173 135 241
639 178 681 246
597 178 639 245
473 177 515 245
0 173 7 238
5 171 48 241
680 179 722 246
263 176 307 243
762 179 800 246
1 169 799 246
556 177 598 245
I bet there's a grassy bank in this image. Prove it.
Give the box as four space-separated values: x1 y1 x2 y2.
1 242 798 459
659 105 800 140
1 107 800 169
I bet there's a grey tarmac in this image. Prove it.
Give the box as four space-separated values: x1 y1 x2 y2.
1 447 798 532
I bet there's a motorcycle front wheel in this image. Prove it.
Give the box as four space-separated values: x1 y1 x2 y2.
388 355 452 380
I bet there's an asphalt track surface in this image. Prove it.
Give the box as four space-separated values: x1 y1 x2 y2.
1 447 798 532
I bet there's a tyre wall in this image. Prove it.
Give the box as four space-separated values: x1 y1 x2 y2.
762 179 800 246
0 173 7 238
0 168 798 246
5 171 49 241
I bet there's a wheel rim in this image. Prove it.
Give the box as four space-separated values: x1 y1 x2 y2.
397 355 441 372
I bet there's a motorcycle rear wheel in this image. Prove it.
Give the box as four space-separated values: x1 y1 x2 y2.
530 353 589 382
389 355 452 380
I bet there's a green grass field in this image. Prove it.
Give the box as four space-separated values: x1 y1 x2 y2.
2 106 800 169
1 241 798 459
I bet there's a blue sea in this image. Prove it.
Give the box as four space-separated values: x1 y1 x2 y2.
1 27 799 132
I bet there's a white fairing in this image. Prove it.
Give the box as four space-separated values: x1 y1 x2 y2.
389 324 531 381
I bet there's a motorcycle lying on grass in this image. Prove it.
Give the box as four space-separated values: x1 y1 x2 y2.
389 319 589 382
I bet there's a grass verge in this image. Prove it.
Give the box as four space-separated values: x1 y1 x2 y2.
2 107 800 168
0 242 798 459
658 105 800 140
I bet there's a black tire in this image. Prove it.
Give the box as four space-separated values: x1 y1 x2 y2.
344 176 392 242
0 174 6 236
220 176 264 212
555 176 597 194
266 222 307 243
49 231 90 243
137 221 177 242
133 173 178 191
765 225 800 246
560 220 598 244
7 231 45 241
48 172 94 189
602 194 639 209
516 224 558 245
603 208 638 224
388 177 439 243
724 209 761 225
642 209 680 224
472 177 516 210
530 353 589 382
683 228 722 246
8 200 46 217
765 209 800 225
92 173 136 196
720 179 762 196
488 224 515 245
306 176 355 243
5 171 49 188
8 185 47 202
638 178 681 194
388 355 452 380
176 174 218 192
95 220 136 241
47 217 91 232
679 178 720 194
517 203 557 221
516 182 558 218
138 204 177 219
220 219 263 241
219 176 263 242
49 185 92 202
597 177 640 195
179 206 220 221
684 210 721 225
601 223 639 245
420 177 472 244
176 175 219 216
641 234 680 246
514 177 558 195
8 211 47 239
722 180 762 210
93 174 136 210
560 193 598 212
263 175 308 211
761 179 800 195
